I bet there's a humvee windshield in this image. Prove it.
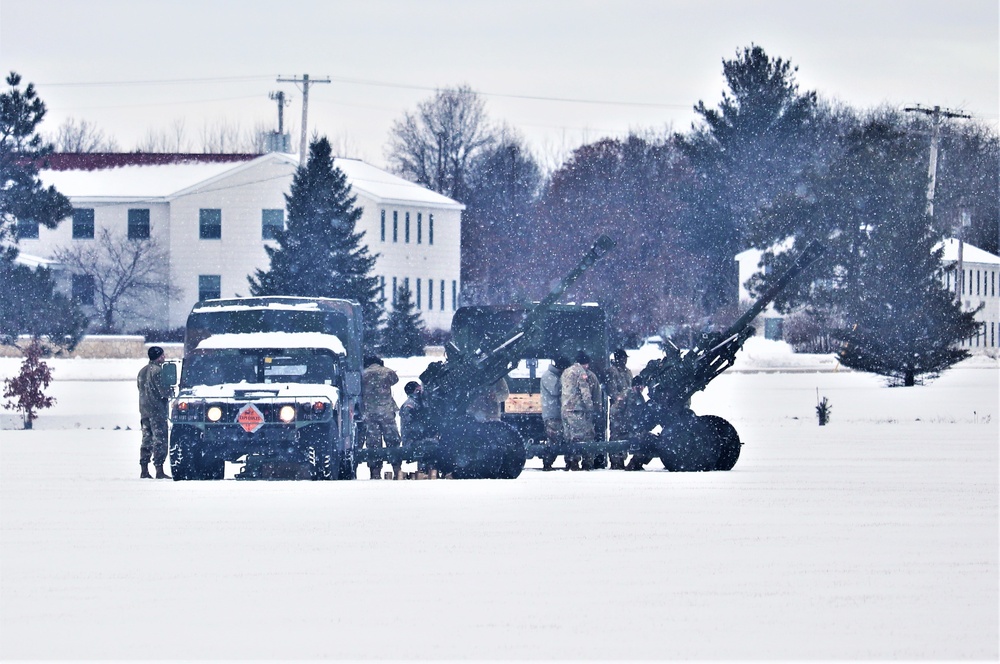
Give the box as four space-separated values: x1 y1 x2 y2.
181 348 339 388
187 309 350 348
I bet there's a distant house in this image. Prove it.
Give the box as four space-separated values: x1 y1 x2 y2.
937 238 999 353
19 153 463 333
735 239 1000 353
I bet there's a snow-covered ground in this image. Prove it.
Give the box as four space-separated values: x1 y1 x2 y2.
1 341 997 659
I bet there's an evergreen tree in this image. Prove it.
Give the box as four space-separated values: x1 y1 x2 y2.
0 72 87 349
249 137 384 349
380 283 426 358
679 45 821 314
757 116 979 385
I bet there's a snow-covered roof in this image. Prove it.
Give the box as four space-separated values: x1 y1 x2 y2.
195 331 346 356
182 382 341 404
331 157 464 210
39 152 464 210
936 238 1000 266
40 161 248 200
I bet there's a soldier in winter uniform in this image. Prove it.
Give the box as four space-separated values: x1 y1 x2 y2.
606 348 633 469
560 351 602 470
137 346 170 479
467 377 509 422
362 356 402 479
540 356 570 471
625 375 653 470
399 380 434 474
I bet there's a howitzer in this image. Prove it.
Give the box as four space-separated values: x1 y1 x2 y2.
632 240 826 472
410 234 616 479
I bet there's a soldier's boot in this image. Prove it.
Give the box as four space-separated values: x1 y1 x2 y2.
625 456 645 471
542 459 554 471
580 458 593 471
610 455 626 470
369 464 382 480
154 463 170 479
140 463 152 479
565 457 581 471
393 463 403 480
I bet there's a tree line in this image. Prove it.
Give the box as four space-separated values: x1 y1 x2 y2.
2 44 996 384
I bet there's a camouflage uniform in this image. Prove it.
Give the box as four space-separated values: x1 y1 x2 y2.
561 362 601 470
467 378 509 422
362 362 401 478
539 363 563 470
606 362 633 469
137 359 169 472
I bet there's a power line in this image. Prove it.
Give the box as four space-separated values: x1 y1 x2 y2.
39 75 273 87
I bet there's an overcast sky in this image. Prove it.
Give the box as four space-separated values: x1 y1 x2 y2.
1 0 996 168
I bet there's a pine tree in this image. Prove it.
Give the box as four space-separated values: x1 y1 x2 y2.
0 72 87 350
380 283 426 358
758 115 979 385
249 137 384 349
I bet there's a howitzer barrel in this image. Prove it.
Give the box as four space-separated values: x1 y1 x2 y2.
422 234 615 410
720 240 826 342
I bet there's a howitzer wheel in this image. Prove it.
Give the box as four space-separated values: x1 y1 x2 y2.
702 415 742 471
439 419 525 479
657 414 722 472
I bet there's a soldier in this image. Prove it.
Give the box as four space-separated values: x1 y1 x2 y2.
362 356 402 479
539 356 570 471
625 375 654 470
606 348 633 470
467 377 509 422
561 351 601 471
399 380 433 474
137 346 170 479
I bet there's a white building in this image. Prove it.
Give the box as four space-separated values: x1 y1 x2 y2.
19 153 462 333
937 238 999 353
736 239 1000 353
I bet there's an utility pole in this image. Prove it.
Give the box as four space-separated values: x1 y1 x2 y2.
904 104 971 216
268 90 289 134
277 74 331 164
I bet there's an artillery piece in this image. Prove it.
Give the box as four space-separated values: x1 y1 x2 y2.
407 235 616 479
630 240 826 471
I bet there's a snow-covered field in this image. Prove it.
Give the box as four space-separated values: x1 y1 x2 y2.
1 342 997 659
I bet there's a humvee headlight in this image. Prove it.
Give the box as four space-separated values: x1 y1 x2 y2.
206 406 223 422
278 405 296 423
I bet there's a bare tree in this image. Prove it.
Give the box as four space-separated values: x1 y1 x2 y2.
134 118 191 152
385 84 497 201
200 118 250 153
50 117 119 152
53 229 175 333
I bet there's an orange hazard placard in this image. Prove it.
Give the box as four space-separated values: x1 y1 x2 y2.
236 403 265 433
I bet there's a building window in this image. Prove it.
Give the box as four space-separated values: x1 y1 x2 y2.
380 276 386 301
405 212 411 243
71 273 94 305
428 279 433 310
404 277 409 295
417 213 422 244
198 274 221 301
976 270 980 296
440 281 444 310
429 214 434 245
452 280 457 310
992 271 995 297
392 211 398 243
392 277 397 307
381 210 386 242
16 218 39 239
72 208 95 239
261 209 284 240
416 278 422 308
128 209 150 239
199 209 222 239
